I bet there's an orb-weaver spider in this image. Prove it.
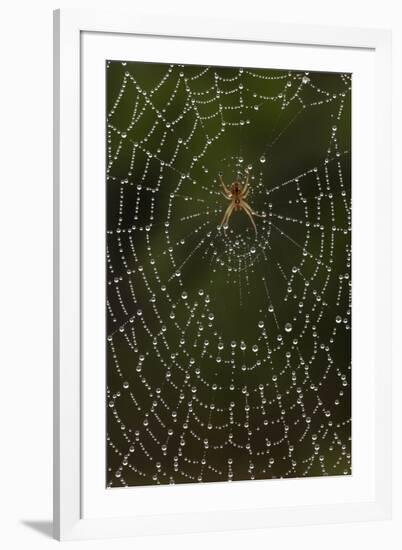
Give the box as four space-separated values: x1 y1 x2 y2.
218 172 258 235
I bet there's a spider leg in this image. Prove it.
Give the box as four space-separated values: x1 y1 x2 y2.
242 199 264 217
221 190 231 200
243 207 257 236
242 173 250 196
221 212 232 234
219 174 231 197
240 199 256 215
240 200 257 236
220 202 234 230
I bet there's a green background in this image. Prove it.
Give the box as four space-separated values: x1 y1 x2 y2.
106 62 351 487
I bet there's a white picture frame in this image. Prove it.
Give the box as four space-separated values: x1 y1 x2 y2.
53 8 392 541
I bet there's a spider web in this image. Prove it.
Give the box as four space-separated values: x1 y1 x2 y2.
106 61 351 487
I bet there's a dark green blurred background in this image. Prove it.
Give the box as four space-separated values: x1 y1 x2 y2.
106 61 351 487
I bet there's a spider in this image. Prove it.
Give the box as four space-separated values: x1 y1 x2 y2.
218 172 258 235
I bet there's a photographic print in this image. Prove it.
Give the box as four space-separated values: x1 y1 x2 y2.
106 61 351 488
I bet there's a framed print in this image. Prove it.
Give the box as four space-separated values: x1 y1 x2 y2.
53 8 392 541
